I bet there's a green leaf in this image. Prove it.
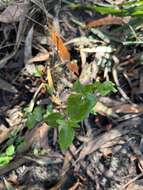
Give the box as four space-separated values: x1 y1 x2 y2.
69 3 125 15
33 106 45 121
67 93 96 122
67 120 80 128
57 119 80 129
44 112 64 128
5 145 15 156
94 81 117 96
0 156 13 167
26 106 45 129
73 80 94 94
68 1 143 16
33 66 43 77
58 123 75 150
72 80 83 93
26 114 37 129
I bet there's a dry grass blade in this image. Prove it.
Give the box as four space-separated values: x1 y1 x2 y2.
0 78 17 93
30 0 52 19
24 26 34 64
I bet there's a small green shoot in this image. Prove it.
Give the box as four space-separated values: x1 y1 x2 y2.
0 145 15 167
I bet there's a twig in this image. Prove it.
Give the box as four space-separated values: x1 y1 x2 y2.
121 172 143 190
112 62 131 102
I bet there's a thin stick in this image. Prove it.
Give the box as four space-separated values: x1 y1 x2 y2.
121 172 143 189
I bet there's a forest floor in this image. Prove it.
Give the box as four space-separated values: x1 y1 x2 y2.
0 0 143 189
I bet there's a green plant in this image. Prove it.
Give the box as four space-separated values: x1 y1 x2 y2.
26 106 45 129
26 80 116 150
0 145 15 167
44 80 117 150
67 0 143 16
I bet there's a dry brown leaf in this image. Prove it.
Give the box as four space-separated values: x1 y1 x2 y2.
0 124 10 144
86 15 126 28
47 67 55 90
68 61 79 75
17 123 49 153
27 52 49 64
113 104 141 113
0 2 29 23
50 30 71 62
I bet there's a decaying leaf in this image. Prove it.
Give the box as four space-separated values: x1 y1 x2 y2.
0 2 29 23
86 15 126 28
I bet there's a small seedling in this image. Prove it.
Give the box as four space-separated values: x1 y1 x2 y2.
44 80 117 150
26 80 116 150
0 145 15 167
